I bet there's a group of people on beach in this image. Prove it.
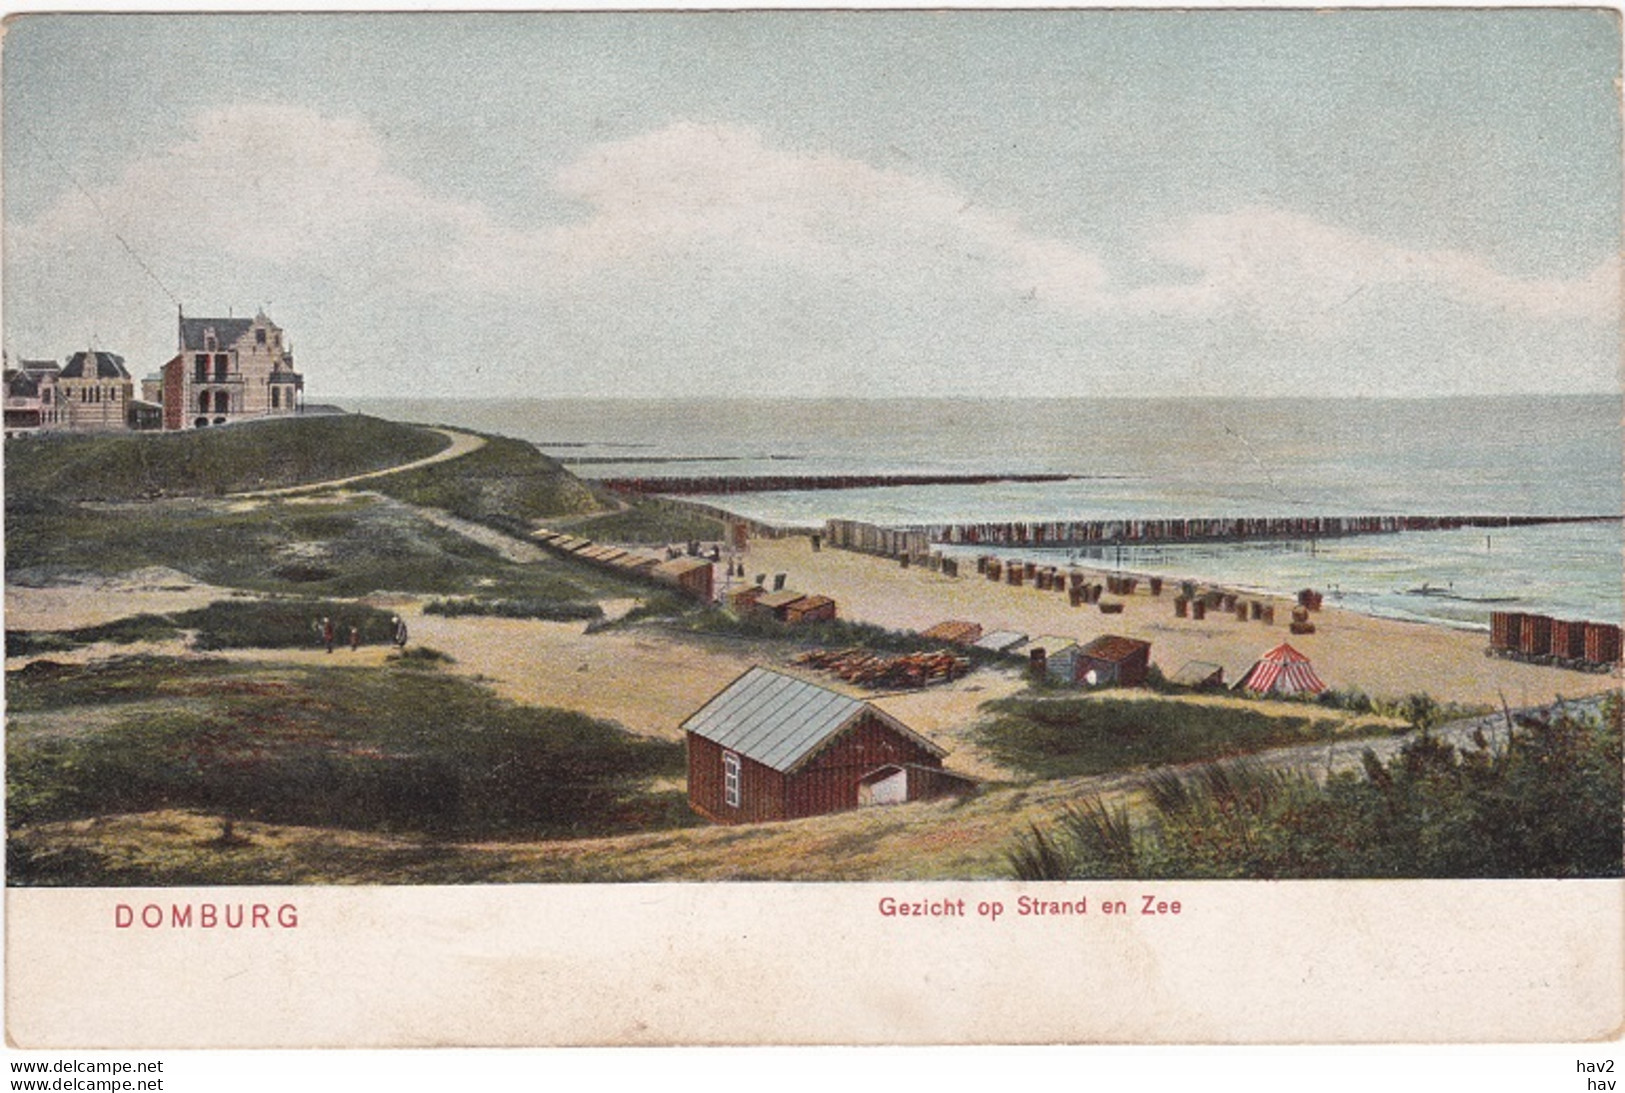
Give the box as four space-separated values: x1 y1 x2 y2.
316 614 409 654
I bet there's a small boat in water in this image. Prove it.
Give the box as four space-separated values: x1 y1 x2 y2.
1403 582 1520 604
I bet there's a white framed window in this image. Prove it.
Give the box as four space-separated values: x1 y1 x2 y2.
723 751 741 808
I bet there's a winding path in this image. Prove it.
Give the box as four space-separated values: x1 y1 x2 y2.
231 427 486 498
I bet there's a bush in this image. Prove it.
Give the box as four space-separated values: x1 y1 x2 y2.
1005 698 1622 879
423 598 602 623
978 695 1357 780
7 659 686 845
172 600 400 651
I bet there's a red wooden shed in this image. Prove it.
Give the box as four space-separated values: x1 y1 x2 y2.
684 667 955 824
1075 634 1152 687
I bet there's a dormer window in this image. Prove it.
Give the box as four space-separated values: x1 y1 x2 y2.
256 328 267 346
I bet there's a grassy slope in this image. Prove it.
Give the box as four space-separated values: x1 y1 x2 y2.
6 414 631 602
977 693 1394 779
5 414 448 500
568 499 726 545
5 493 632 602
368 432 604 534
7 655 690 886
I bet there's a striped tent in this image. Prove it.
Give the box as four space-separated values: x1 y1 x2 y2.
1237 642 1327 695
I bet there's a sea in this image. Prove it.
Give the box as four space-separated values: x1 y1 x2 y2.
346 395 1624 630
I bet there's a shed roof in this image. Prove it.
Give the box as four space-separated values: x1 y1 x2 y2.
1079 634 1152 663
1171 660 1225 686
654 557 711 577
1029 635 1079 655
974 629 1029 652
683 666 943 774
754 590 807 610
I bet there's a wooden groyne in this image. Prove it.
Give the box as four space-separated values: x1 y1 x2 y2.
918 513 1618 549
599 472 1077 496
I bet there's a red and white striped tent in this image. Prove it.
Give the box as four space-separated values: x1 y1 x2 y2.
1236 642 1327 695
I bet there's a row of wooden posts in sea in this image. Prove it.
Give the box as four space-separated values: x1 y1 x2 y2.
918 513 1613 548
1488 611 1621 672
821 514 1615 557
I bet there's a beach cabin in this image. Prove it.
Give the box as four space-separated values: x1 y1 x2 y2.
684 667 962 824
753 590 810 621
1027 635 1082 684
973 630 1028 654
653 557 714 602
1171 661 1226 690
783 595 837 624
1075 635 1153 687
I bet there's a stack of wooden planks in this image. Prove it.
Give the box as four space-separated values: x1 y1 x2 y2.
792 648 972 690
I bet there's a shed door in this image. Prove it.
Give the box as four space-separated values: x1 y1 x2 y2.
859 768 908 807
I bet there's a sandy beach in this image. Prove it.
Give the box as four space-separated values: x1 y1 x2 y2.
7 527 1613 744
734 535 1615 710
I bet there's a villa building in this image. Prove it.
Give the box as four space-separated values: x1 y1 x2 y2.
161 311 303 429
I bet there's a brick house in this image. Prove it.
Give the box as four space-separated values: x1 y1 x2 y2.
162 311 303 429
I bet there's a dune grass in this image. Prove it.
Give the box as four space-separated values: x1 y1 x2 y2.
568 499 727 545
6 493 635 603
1006 699 1622 879
368 432 604 534
7 655 691 885
4 414 448 501
978 694 1382 780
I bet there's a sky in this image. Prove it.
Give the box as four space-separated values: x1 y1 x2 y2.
2 10 1619 399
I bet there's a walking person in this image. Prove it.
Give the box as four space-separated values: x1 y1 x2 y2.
349 625 360 652
391 615 409 650
322 616 335 654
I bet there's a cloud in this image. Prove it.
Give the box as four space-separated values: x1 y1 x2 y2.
1123 206 1617 330
455 120 1112 310
10 103 487 271
5 107 1615 397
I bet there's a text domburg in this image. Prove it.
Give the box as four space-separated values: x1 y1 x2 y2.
115 903 299 929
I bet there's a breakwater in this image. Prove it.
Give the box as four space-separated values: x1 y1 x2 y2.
917 513 1618 549
600 472 1078 495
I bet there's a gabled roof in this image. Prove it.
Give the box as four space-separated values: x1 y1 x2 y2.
58 351 129 380
683 666 944 774
180 317 255 352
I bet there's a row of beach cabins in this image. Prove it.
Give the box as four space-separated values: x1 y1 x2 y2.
530 529 716 602
1488 611 1621 673
530 527 843 625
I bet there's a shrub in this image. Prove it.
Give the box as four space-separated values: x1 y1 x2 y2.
1004 698 1622 879
423 598 602 623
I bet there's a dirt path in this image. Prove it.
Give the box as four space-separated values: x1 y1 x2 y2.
231 427 485 498
404 504 550 564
